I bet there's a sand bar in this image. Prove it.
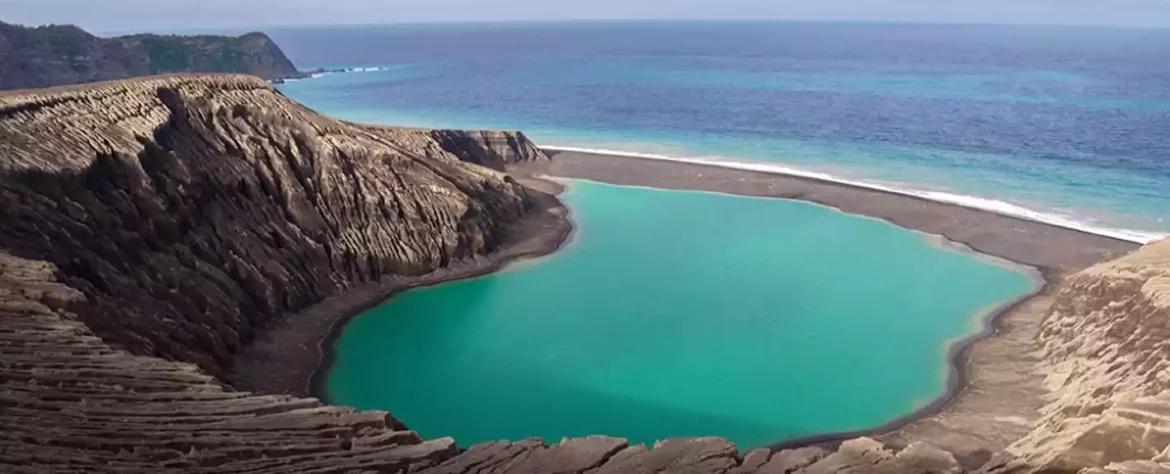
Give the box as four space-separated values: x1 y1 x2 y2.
537 150 1134 271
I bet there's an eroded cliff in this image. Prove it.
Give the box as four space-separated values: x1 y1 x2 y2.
0 74 545 472
995 239 1170 473
429 129 546 172
0 74 548 379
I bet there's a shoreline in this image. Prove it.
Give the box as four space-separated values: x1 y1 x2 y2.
226 184 575 400
540 150 1136 271
537 170 1050 456
231 149 1137 460
542 145 1164 245
761 276 1047 454
549 171 1054 457
535 150 1137 456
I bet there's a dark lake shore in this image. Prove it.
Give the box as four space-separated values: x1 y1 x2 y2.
227 184 574 399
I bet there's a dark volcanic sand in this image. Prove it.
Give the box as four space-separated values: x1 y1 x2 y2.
539 150 1136 271
230 149 1137 457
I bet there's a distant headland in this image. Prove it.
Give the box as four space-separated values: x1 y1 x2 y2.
0 20 302 90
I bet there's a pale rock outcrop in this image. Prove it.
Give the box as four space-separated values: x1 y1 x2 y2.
788 438 961 474
1081 461 1170 474
1004 239 1170 472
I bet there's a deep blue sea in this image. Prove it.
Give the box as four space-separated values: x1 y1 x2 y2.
270 22 1170 242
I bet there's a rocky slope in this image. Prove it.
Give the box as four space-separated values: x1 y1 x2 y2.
1 73 1168 474
0 20 300 90
429 129 547 171
995 239 1170 473
0 74 547 379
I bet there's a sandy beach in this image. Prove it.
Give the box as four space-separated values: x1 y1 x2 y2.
232 148 1137 459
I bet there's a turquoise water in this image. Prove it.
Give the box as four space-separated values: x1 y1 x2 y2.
327 180 1036 448
272 22 1170 243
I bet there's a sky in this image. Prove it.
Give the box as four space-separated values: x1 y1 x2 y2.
2 0 1169 33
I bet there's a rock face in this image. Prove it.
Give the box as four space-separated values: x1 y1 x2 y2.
0 74 545 379
0 74 543 472
0 251 462 473
998 239 1170 473
0 20 301 90
429 129 547 171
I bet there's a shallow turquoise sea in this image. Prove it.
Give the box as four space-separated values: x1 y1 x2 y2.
327 180 1036 448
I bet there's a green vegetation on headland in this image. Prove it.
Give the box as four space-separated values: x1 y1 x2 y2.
0 20 301 90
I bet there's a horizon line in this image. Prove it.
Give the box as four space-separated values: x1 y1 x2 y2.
88 17 1170 37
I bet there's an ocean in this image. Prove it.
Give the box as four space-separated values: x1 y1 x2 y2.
326 180 1036 448
271 21 1170 244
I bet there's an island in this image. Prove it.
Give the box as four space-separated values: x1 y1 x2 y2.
0 37 1168 474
